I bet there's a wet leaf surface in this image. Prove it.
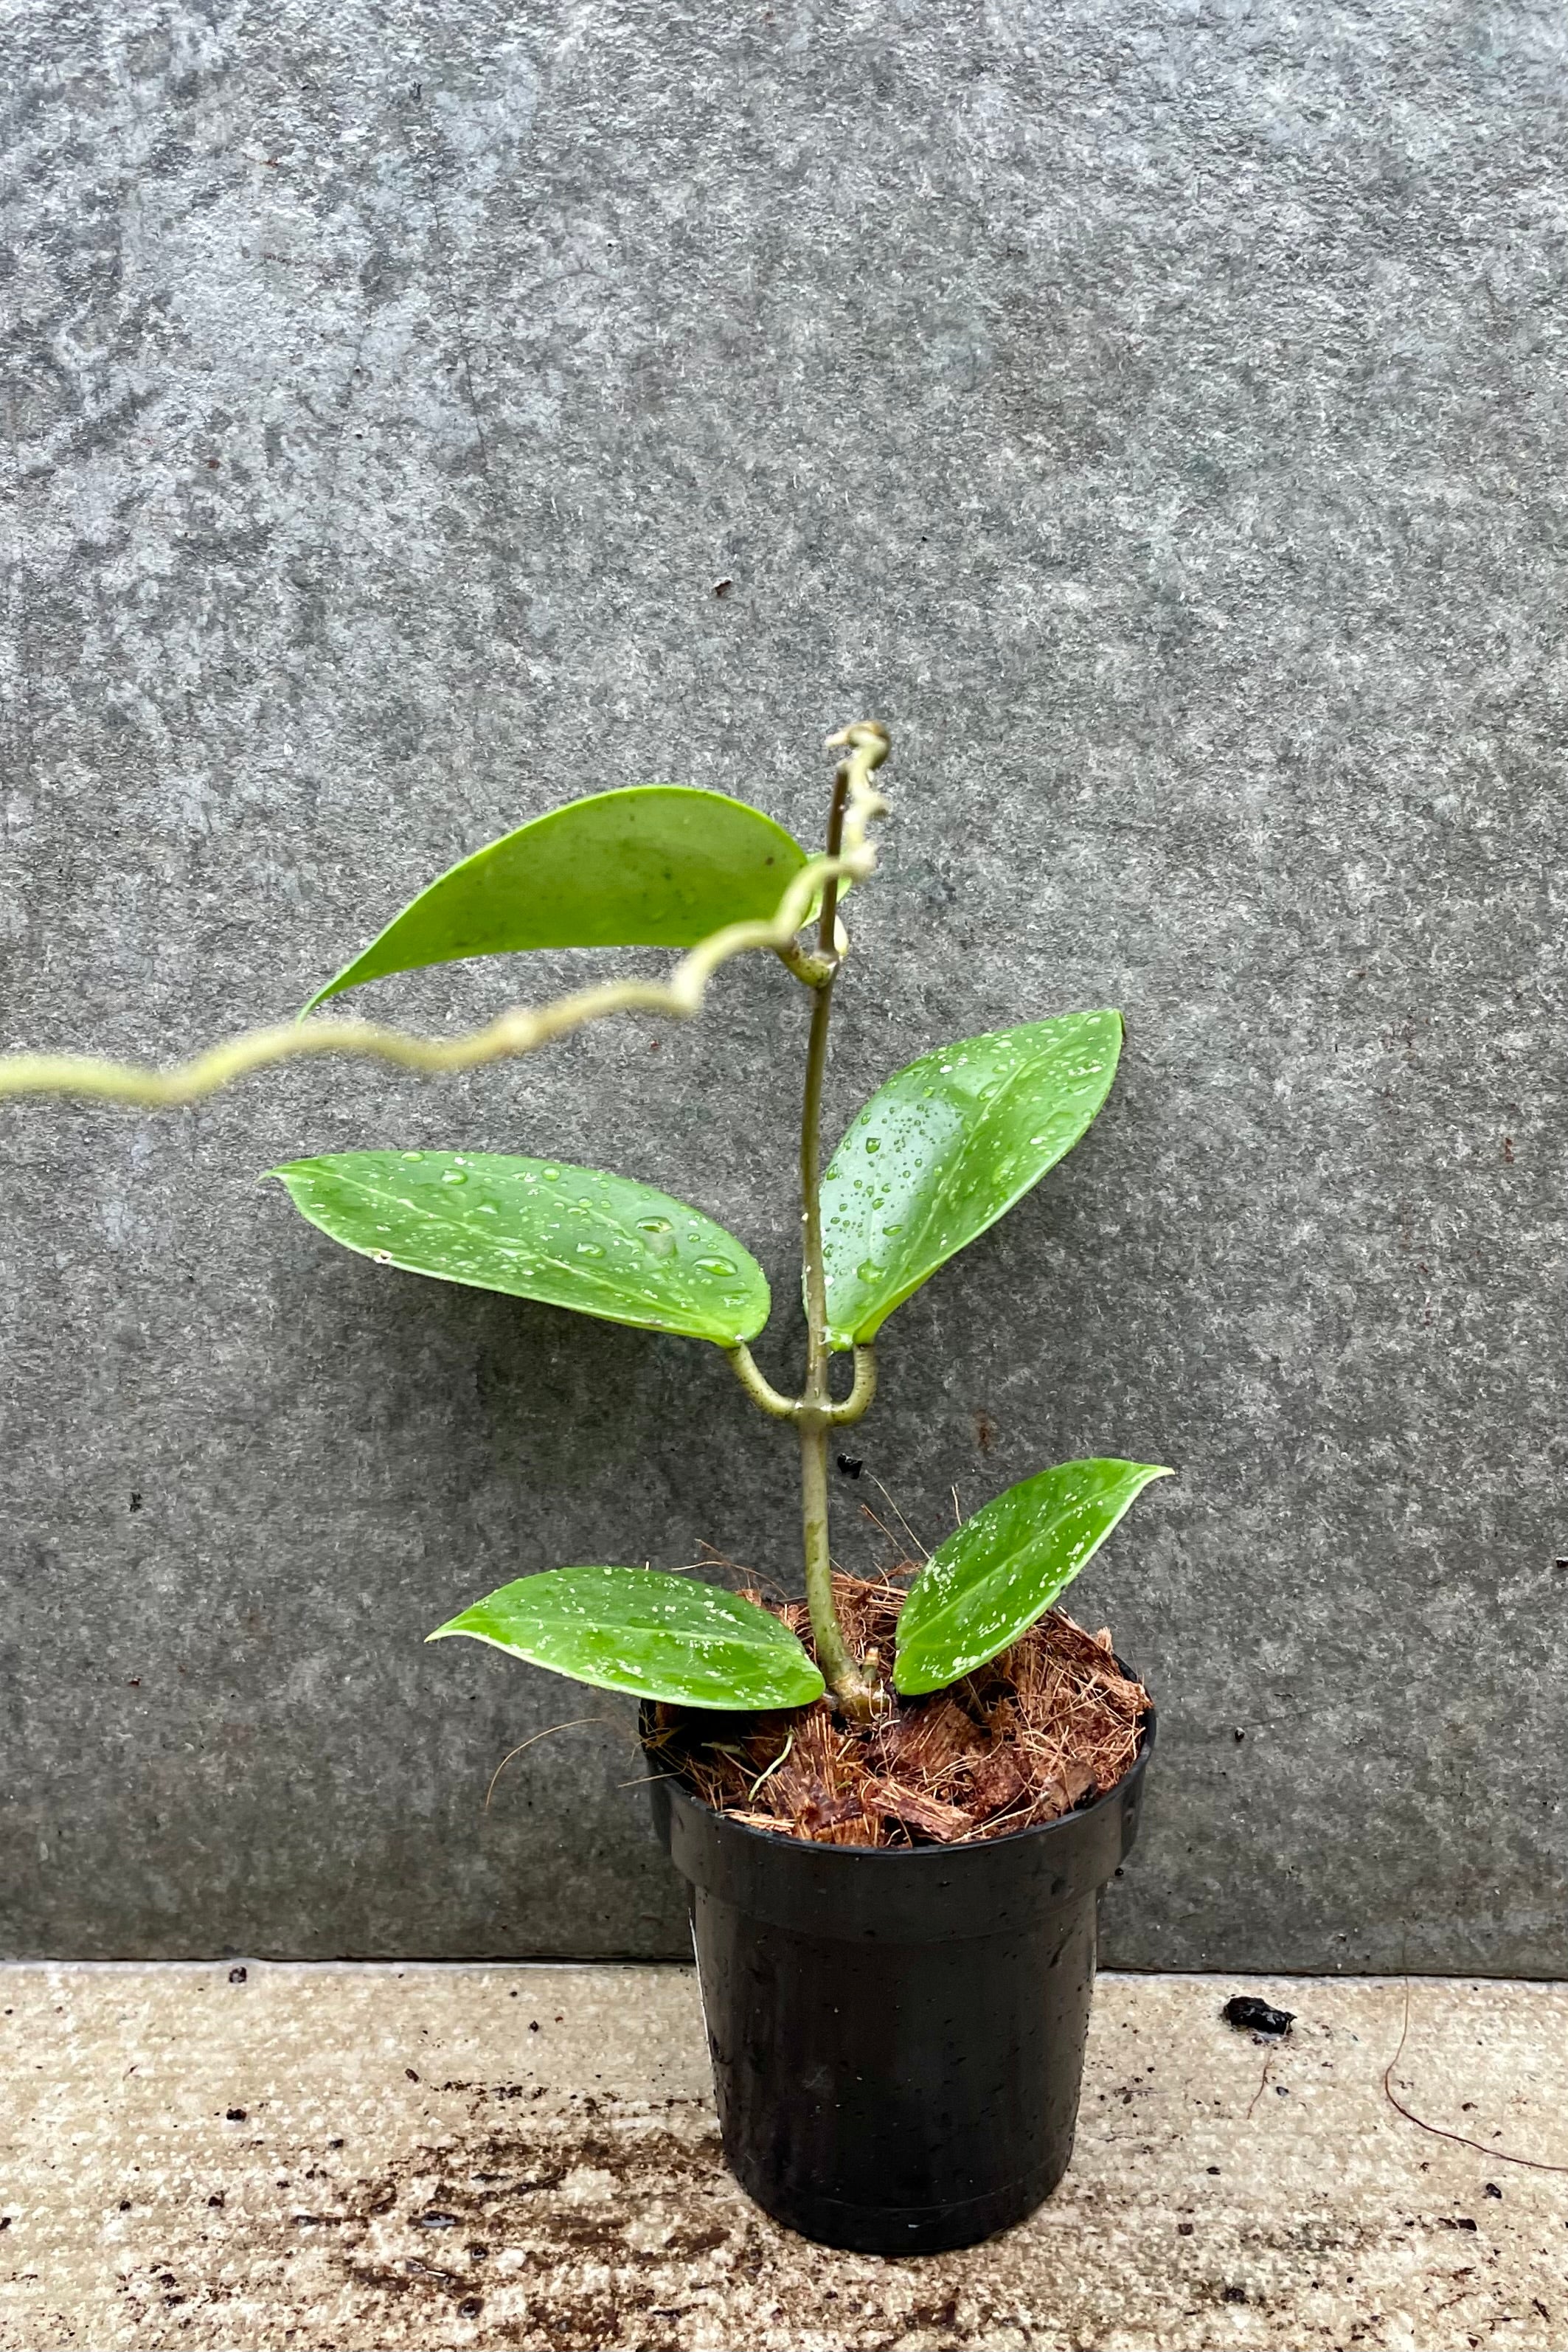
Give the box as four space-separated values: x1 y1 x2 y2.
820 1011 1123 1348
269 1151 769 1347
894 1460 1170 1695
429 1566 825 1710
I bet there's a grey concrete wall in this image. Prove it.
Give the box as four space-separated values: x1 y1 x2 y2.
2 0 1563 1971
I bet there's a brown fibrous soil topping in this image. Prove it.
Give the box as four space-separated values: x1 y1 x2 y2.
645 1570 1151 1848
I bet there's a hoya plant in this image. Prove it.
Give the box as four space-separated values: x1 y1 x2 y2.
249 721 1169 1723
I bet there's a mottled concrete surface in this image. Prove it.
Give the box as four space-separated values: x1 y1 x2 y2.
2 1 1566 1965
2 1966 1566 2350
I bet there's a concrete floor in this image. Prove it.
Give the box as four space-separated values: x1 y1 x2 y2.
0 1967 1563 2351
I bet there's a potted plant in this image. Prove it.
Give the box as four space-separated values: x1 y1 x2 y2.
1 720 1168 2255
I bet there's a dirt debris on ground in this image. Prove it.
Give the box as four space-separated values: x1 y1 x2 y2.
1 1965 1565 2350
651 1575 1149 1847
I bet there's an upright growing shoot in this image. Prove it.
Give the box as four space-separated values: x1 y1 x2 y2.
0 721 1168 1722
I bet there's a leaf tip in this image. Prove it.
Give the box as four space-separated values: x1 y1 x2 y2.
424 1617 472 1645
297 958 361 1019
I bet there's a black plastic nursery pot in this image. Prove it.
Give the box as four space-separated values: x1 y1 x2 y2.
646 1696 1153 2255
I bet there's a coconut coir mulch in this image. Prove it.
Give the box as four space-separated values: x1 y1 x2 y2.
646 1570 1150 1848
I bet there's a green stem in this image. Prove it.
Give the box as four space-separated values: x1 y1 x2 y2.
829 1344 877 1426
774 940 836 988
724 1343 802 1421
797 776 878 1723
799 1406 870 1710
724 1340 874 1428
725 724 890 1713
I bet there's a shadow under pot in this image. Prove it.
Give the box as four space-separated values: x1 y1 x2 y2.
645 1694 1153 2255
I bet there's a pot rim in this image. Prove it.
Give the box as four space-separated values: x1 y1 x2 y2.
644 1687 1155 1867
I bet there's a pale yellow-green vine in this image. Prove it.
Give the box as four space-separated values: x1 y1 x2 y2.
0 724 890 1111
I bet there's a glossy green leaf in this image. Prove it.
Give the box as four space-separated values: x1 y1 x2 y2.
820 1011 1123 1348
303 786 810 1013
893 1459 1170 1696
429 1565 825 1710
268 1149 769 1346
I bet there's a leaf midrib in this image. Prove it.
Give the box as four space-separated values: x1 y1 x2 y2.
525 1616 797 1656
313 1167 756 1325
488 1587 800 1657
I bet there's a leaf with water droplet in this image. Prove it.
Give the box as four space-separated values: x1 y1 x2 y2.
819 1011 1124 1347
895 1459 1172 1694
429 1564 825 1710
266 1151 769 1346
